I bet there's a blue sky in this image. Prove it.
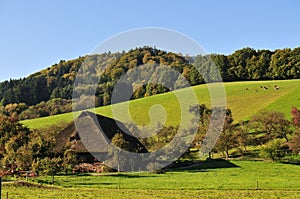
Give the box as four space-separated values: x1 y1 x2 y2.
0 0 299 82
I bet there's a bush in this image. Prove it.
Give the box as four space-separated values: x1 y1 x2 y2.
259 139 286 161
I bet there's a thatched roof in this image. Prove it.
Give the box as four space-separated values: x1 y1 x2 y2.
54 111 148 154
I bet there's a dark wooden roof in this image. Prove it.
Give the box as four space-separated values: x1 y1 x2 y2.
54 111 148 154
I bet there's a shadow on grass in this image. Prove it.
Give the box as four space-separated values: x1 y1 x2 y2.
280 161 300 166
56 173 92 177
170 159 240 172
74 182 117 186
106 173 154 178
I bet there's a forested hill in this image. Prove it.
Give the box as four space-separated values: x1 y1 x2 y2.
0 46 300 118
0 47 189 106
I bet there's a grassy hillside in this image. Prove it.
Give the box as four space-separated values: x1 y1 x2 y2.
22 79 300 129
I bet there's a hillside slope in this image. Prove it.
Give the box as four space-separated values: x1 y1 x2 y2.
22 79 300 129
2 46 300 108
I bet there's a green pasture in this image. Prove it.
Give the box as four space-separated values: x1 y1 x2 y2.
2 160 300 198
22 79 300 129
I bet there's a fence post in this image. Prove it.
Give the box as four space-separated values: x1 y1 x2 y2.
0 176 2 199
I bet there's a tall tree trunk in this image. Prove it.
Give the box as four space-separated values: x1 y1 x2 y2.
51 172 54 184
225 148 229 160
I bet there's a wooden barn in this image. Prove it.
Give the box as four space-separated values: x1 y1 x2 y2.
54 111 148 163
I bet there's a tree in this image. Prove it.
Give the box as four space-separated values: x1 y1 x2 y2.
31 158 41 176
269 48 292 79
189 66 203 85
213 109 236 159
235 122 251 156
214 123 236 159
256 49 272 80
40 157 62 184
63 149 77 175
291 107 300 129
227 47 257 81
0 116 31 171
110 133 130 172
28 129 56 160
211 54 229 81
259 139 286 161
288 132 300 153
15 146 32 170
189 104 210 150
251 111 292 142
141 125 178 152
0 103 28 118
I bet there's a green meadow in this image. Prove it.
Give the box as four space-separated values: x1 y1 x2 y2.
2 161 300 198
22 79 300 129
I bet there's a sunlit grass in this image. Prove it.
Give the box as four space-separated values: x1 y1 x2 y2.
2 161 300 198
22 79 300 129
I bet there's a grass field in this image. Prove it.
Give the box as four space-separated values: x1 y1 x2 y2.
2 160 300 198
22 79 300 129
2 187 299 199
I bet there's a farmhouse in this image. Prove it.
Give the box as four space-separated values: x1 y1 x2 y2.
54 111 148 163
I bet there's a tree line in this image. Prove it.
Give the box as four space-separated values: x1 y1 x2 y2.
130 106 300 162
1 46 300 120
0 116 76 182
190 106 300 161
0 106 299 177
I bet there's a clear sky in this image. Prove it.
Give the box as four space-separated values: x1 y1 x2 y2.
0 0 299 82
